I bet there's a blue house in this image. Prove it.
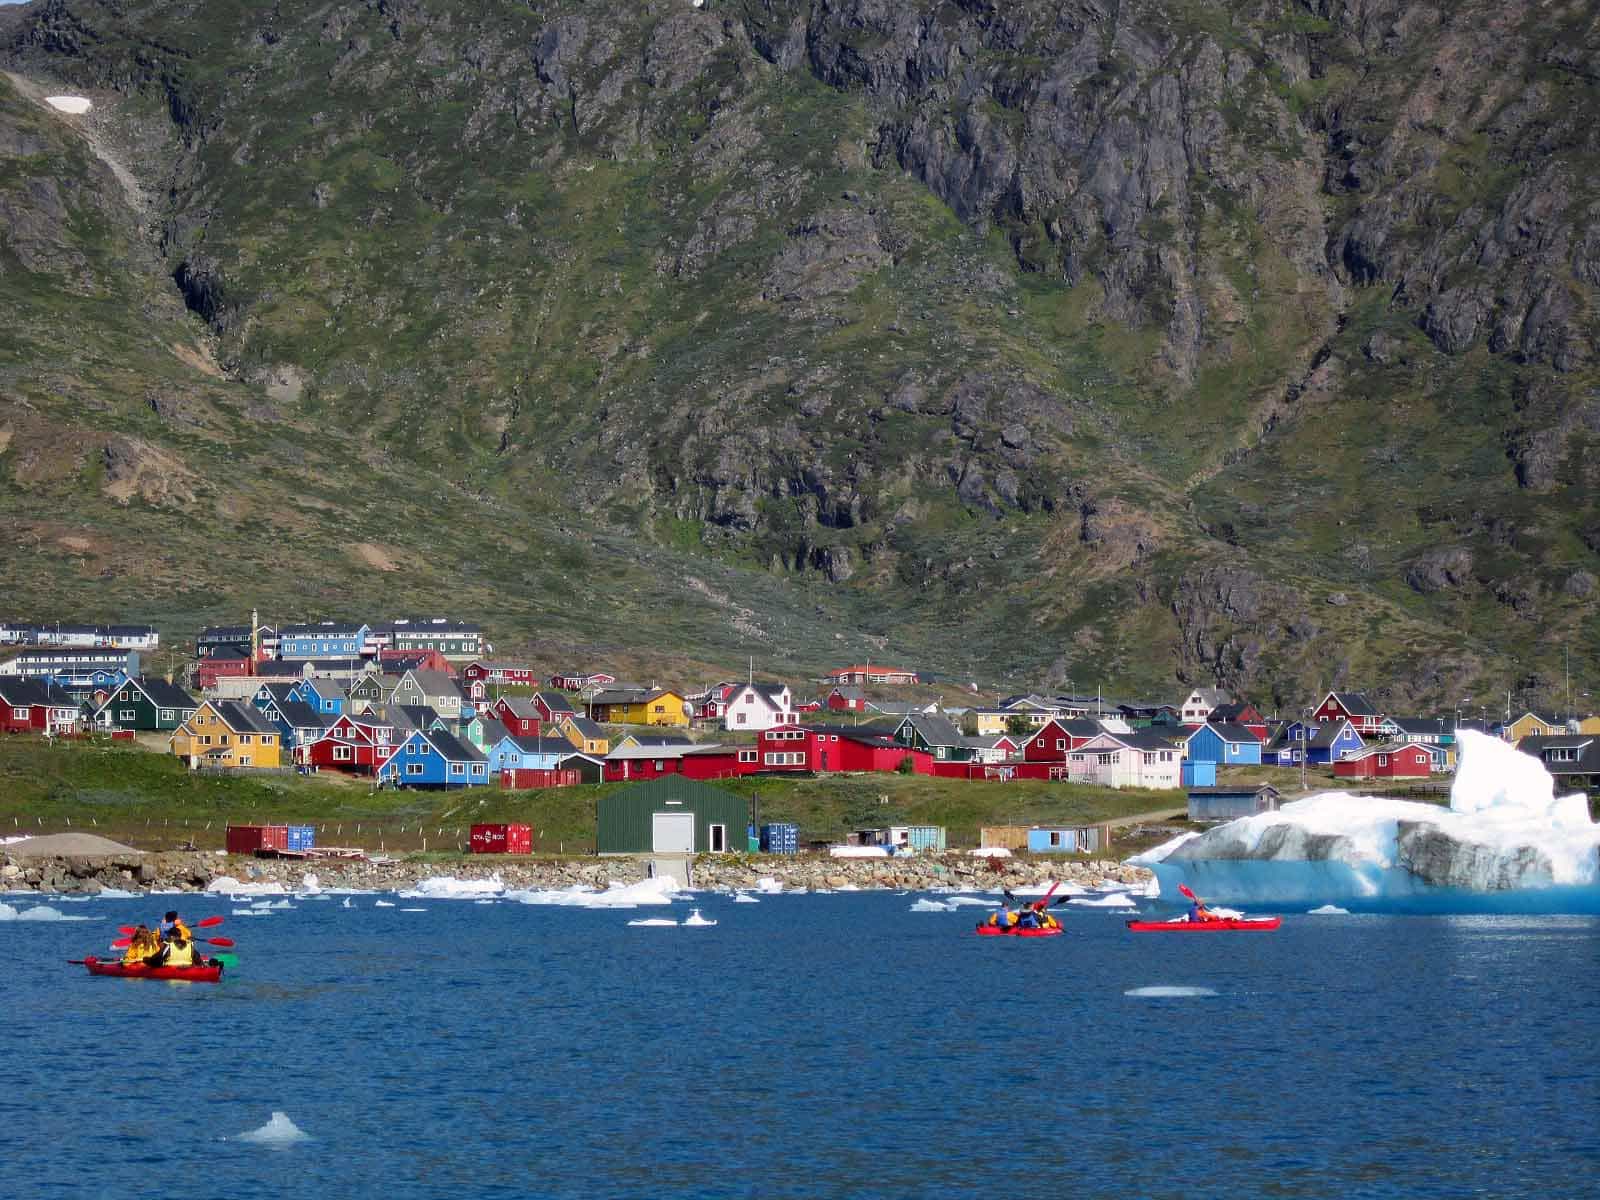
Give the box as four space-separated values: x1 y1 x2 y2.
377 728 488 788
292 676 345 717
1025 826 1107 854
253 691 331 751
1287 718 1365 765
278 622 371 660
1185 722 1263 766
486 734 576 775
1180 760 1217 787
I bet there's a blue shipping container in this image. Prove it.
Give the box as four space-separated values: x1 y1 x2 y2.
286 824 316 851
760 823 799 854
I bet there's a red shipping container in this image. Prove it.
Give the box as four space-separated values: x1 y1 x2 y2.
226 825 267 855
505 823 531 855
260 825 288 851
470 823 508 853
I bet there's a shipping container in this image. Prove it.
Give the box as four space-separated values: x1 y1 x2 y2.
225 824 289 855
505 823 532 854
470 823 508 853
759 822 799 854
286 824 316 852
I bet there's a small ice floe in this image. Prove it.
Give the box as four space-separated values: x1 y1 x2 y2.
944 896 993 908
1069 894 1137 909
754 877 785 894
253 899 294 911
208 876 289 896
45 96 92 114
682 908 716 927
231 908 270 917
473 899 495 905
92 887 139 899
234 1111 311 1148
0 902 91 922
399 908 427 913
1125 986 1219 999
401 875 504 900
909 899 953 913
342 898 353 909
733 892 759 904
374 900 395 908
628 918 678 927
1308 904 1352 915
507 878 678 908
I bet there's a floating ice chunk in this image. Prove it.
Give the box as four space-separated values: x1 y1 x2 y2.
909 899 953 912
628 918 678 927
1128 832 1201 866
231 908 270 916
733 892 759 904
374 900 395 908
944 896 996 908
754 877 785 894
399 907 427 913
299 873 322 894
92 887 140 899
0 902 91 921
1068 894 1137 909
1308 904 1352 915
399 874 504 899
1125 986 1219 998
45 96 92 114
235 1111 310 1148
474 899 495 905
207 876 289 896
1010 881 1089 897
682 908 716 926
506 877 679 908
342 898 353 909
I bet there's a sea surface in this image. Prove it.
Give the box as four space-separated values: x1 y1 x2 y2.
5 890 1599 1199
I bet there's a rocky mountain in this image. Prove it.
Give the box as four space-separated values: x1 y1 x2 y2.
1 0 1596 708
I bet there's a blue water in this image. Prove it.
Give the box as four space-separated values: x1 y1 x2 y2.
6 891 1600 1198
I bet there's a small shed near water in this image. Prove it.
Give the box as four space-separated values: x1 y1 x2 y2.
597 776 749 855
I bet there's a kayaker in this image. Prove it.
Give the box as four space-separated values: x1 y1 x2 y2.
1017 907 1040 929
1187 899 1218 923
121 925 158 965
157 910 192 943
161 930 198 968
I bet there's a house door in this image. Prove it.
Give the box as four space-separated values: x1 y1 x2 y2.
651 812 695 853
708 823 726 853
820 751 829 771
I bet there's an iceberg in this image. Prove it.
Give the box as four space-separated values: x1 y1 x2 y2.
399 874 505 899
1136 732 1600 913
235 1111 310 1148
0 902 92 922
207 876 290 896
909 898 953 912
1125 986 1219 998
506 877 679 908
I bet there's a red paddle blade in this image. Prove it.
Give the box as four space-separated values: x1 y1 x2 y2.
196 916 225 928
206 936 235 948
1177 882 1198 902
111 938 132 949
118 925 137 936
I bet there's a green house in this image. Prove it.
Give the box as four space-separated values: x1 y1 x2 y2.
91 676 199 732
597 777 749 855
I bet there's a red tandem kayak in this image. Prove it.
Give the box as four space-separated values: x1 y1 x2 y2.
1125 918 1281 932
81 955 224 982
976 923 1064 937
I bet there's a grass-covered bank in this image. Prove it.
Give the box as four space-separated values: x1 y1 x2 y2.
0 736 1188 857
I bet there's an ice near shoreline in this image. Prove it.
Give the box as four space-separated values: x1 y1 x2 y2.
1137 731 1600 913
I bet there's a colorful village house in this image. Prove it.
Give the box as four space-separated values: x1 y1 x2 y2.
381 618 484 662
1332 743 1435 780
297 712 396 775
723 683 797 732
1207 701 1269 740
825 685 867 713
390 669 467 722
0 678 83 736
556 713 609 756
1178 687 1232 726
376 727 488 788
490 696 545 737
292 675 345 717
1184 721 1264 766
532 690 579 723
460 659 537 695
1021 718 1105 767
277 621 371 660
1065 730 1182 789
1312 691 1388 738
1505 711 1566 742
586 686 690 727
171 700 281 769
90 676 198 732
1187 784 1282 822
890 713 972 761
1515 734 1600 792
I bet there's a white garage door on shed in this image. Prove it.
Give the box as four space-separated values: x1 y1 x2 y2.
651 811 695 853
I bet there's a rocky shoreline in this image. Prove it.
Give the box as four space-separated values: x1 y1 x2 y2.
3 847 1152 896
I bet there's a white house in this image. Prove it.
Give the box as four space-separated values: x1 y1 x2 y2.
1179 687 1231 725
1066 731 1182 790
723 684 796 732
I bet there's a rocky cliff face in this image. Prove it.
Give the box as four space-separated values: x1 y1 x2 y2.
2 0 1597 701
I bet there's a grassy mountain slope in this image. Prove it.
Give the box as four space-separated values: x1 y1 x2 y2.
1 0 1596 710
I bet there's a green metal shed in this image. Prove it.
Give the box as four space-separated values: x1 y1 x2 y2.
596 777 750 855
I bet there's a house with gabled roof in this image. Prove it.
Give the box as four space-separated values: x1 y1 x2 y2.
1506 711 1567 742
587 687 690 727
890 712 971 761
1515 734 1600 792
491 696 546 737
556 713 609 756
91 676 198 732
464 715 512 755
1179 687 1232 726
1313 691 1387 737
171 700 281 769
826 685 866 713
0 678 83 735
1333 742 1435 780
1021 718 1104 764
297 711 397 775
1185 722 1264 766
391 669 466 721
1066 730 1182 789
345 672 399 713
376 727 488 788
723 683 796 732
1207 701 1268 740
533 691 580 723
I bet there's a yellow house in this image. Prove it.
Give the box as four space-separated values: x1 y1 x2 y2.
1578 715 1600 735
557 713 610 756
171 700 282 769
588 688 690 727
1506 711 1564 742
972 709 1014 736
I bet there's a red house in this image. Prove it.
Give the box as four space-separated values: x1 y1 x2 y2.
603 743 754 782
195 655 253 690
491 697 544 737
807 726 933 774
550 670 614 691
1313 691 1387 737
296 713 397 775
0 678 82 735
1021 718 1103 764
379 647 452 674
462 660 536 687
532 691 580 723
825 686 866 712
1332 744 1434 780
1208 702 1270 741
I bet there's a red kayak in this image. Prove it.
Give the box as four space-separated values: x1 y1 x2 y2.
1126 918 1281 932
976 923 1064 937
81 955 224 982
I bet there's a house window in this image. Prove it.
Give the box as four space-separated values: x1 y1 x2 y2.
160 709 174 722
199 735 212 746
1097 753 1114 765
239 735 252 745
1378 755 1388 766
472 764 485 776
334 745 352 761
10 707 27 719
738 750 757 763
406 763 424 776
120 709 137 721
1056 739 1065 750
450 764 465 776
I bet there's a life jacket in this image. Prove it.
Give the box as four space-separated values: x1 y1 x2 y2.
165 940 196 967
1005 911 1019 926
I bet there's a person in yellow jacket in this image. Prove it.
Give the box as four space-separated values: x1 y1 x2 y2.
122 925 159 965
158 930 198 968
157 910 192 943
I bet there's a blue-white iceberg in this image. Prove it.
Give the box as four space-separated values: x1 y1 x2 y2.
1134 731 1600 913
